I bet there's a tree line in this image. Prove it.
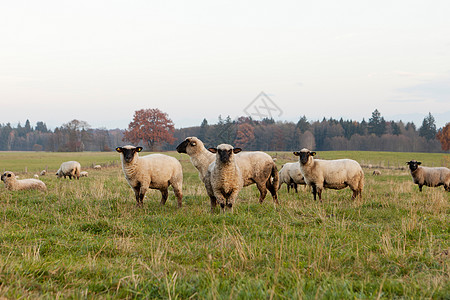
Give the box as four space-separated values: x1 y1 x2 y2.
0 109 448 153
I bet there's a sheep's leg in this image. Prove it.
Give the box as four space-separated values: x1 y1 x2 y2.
209 196 217 212
294 183 298 193
256 182 268 203
160 188 168 205
133 186 144 207
311 184 317 201
287 183 290 193
266 179 279 204
317 188 323 201
418 184 423 192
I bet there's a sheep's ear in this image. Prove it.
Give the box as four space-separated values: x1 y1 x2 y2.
417 161 422 165
310 152 316 156
115 147 122 153
208 148 217 153
233 148 242 154
293 151 300 156
136 147 143 152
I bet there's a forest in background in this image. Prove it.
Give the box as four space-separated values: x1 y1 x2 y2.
0 109 447 153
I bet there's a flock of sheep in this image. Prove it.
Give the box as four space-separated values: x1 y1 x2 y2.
1 136 449 211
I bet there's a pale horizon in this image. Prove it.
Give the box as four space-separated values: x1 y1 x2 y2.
1 1 449 130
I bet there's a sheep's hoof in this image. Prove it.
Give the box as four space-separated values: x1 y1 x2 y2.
220 203 225 209
226 203 232 208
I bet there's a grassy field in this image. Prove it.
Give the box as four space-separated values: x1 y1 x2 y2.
0 151 449 299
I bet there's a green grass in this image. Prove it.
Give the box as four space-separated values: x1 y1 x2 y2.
0 151 449 299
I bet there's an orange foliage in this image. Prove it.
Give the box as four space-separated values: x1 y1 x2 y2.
235 123 255 148
123 108 175 150
436 123 450 151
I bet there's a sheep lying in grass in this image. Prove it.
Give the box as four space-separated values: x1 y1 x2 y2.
205 144 243 211
1 171 47 192
80 171 89 177
176 137 279 204
294 148 364 201
278 162 306 193
406 160 450 192
116 145 183 207
94 165 101 170
56 161 81 180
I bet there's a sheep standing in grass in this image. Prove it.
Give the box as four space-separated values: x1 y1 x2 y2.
80 171 89 177
206 144 243 211
294 148 364 201
406 160 450 192
176 137 279 204
372 170 381 176
116 145 183 207
1 171 47 192
278 162 306 193
56 161 81 180
94 165 101 170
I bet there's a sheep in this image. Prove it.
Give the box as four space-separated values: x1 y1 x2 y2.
406 160 450 192
1 171 47 192
34 174 39 179
205 144 243 211
176 137 279 204
80 171 89 177
116 145 183 207
56 161 81 180
294 148 364 201
278 162 306 193
40 170 47 176
372 170 381 176
94 165 101 170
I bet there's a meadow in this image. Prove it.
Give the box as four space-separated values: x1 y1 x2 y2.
0 150 448 299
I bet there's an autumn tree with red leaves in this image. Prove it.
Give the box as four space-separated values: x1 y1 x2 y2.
234 123 255 149
123 108 175 151
436 123 450 151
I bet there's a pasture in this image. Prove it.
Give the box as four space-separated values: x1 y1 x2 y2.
0 150 449 299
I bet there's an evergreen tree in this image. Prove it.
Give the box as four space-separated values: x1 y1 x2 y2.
296 115 310 133
368 109 386 137
419 112 437 140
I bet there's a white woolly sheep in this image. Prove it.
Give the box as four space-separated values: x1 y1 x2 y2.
406 160 450 192
278 162 306 193
56 161 81 180
294 148 364 201
176 137 279 204
205 144 244 211
94 165 101 170
116 145 183 207
40 170 47 176
1 171 47 192
372 170 381 176
80 171 89 177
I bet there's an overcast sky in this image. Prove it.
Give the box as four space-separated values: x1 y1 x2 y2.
1 0 449 129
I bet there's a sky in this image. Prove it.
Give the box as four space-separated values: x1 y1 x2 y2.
1 0 449 130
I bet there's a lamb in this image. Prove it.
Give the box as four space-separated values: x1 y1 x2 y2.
80 171 89 177
205 144 244 211
1 171 47 192
116 145 183 207
278 162 306 193
294 148 364 201
176 137 279 204
372 170 381 176
406 160 450 192
56 161 81 180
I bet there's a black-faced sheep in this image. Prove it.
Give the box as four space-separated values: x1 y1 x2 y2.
56 161 81 180
116 145 183 207
278 162 306 193
294 148 364 201
206 144 243 211
406 160 450 192
372 170 381 176
176 137 279 204
1 171 47 192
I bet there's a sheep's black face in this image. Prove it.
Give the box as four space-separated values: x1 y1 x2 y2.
218 149 233 163
176 138 198 154
116 146 142 163
406 160 421 172
176 140 188 153
299 152 310 165
1 172 12 182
